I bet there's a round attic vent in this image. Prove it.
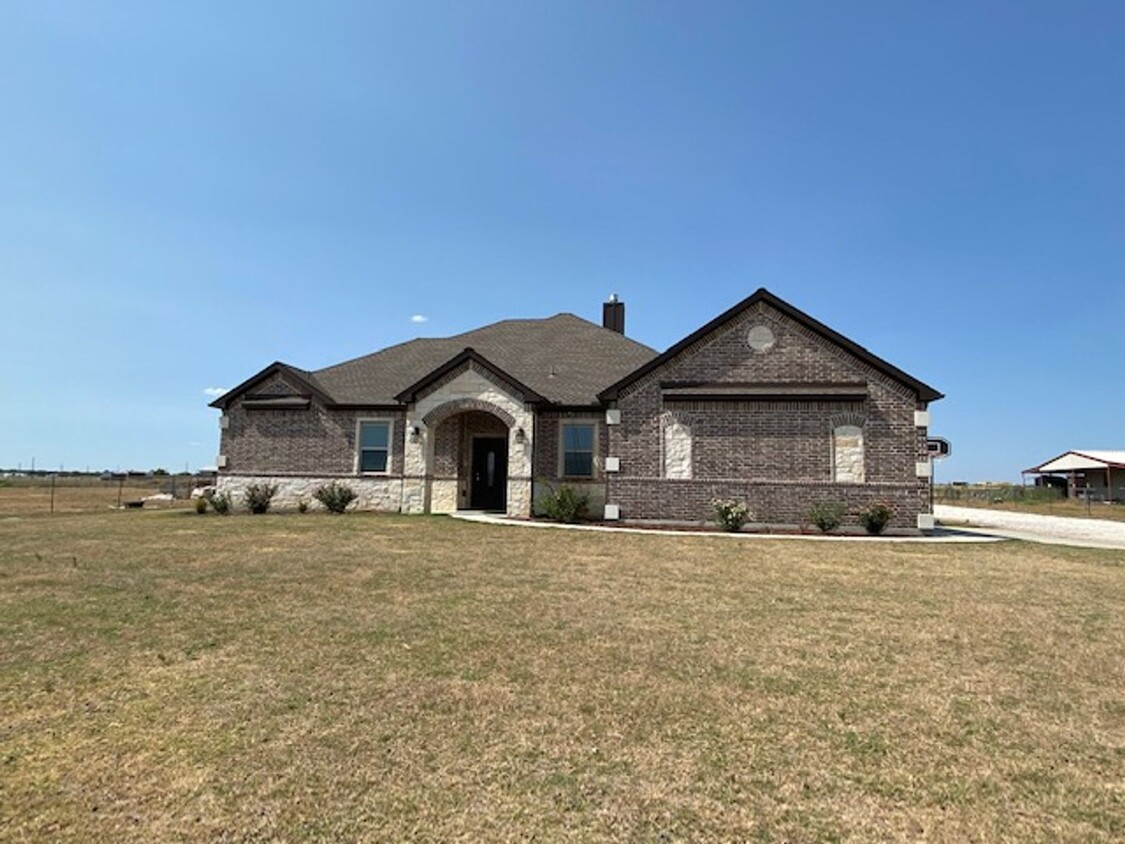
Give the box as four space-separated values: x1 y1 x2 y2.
746 324 776 352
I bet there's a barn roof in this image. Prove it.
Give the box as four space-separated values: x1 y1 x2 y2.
1027 450 1125 473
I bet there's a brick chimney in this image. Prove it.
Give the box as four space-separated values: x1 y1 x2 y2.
602 293 625 334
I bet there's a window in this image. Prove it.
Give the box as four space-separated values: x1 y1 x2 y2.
561 423 595 477
358 420 390 473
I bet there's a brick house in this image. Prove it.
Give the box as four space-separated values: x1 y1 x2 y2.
211 289 942 530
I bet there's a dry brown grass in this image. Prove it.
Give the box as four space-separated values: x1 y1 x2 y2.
0 479 192 517
1 508 1123 842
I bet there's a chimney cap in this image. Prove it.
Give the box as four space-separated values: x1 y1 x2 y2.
602 295 625 334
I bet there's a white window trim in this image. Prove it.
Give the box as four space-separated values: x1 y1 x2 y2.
355 417 394 475
558 420 599 479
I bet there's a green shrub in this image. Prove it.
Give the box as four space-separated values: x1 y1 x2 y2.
209 492 231 515
243 482 278 514
711 498 750 532
313 481 358 514
858 502 894 535
808 501 845 533
194 496 208 514
297 499 309 514
539 484 589 523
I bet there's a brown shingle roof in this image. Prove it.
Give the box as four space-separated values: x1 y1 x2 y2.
310 314 658 406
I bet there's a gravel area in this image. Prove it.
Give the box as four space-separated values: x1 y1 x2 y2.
935 504 1125 550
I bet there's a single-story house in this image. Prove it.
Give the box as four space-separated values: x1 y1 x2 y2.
211 288 943 530
1023 450 1125 502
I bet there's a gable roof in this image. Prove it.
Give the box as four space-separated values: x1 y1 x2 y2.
1028 450 1125 473
216 314 658 409
598 288 943 403
208 361 334 410
393 348 548 404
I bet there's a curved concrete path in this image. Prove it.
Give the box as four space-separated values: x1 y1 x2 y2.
935 504 1125 550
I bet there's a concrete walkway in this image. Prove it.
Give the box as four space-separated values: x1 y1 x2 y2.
935 504 1125 551
452 511 1000 543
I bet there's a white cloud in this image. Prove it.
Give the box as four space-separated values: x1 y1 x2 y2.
202 387 228 398
410 314 429 323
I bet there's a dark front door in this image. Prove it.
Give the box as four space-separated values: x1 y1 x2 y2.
470 437 508 511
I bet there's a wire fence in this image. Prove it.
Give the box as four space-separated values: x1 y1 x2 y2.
935 483 1064 505
0 474 216 516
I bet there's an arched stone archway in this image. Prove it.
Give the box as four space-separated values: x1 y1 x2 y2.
422 397 517 430
428 408 511 512
400 367 534 517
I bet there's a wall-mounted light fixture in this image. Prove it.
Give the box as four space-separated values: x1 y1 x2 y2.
514 427 526 444
410 425 421 442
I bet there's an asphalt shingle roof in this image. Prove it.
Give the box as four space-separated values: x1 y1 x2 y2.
308 314 658 406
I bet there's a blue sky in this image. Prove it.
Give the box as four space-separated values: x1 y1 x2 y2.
1 1 1122 479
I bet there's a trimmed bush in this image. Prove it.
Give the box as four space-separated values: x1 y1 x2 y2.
194 496 208 515
313 481 358 514
244 482 278 515
808 501 845 533
209 492 232 515
297 499 309 514
859 502 894 535
539 484 589 523
712 498 750 532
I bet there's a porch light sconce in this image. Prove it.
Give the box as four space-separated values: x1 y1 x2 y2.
514 427 526 444
410 425 421 442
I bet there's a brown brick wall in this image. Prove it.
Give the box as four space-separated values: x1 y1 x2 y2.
610 478 927 529
220 374 405 477
608 301 930 525
431 416 460 478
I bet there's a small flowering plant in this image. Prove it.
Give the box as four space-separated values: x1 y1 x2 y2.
711 498 751 532
858 501 895 535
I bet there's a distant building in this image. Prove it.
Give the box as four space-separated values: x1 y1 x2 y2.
1023 451 1125 502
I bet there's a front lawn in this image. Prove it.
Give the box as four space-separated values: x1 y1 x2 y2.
1 510 1122 841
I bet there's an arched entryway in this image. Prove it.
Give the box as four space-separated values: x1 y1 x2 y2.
430 409 510 511
402 371 535 517
420 398 522 514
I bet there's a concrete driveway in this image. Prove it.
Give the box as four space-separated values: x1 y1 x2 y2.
935 504 1125 551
